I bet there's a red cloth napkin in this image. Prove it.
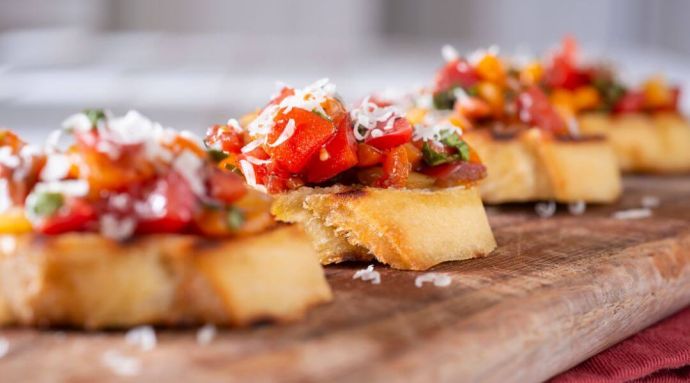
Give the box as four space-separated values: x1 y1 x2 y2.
551 306 690 383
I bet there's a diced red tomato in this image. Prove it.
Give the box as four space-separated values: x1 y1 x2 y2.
208 168 247 204
36 198 97 235
364 117 413 150
613 91 646 114
136 172 197 234
544 36 592 90
434 58 480 93
422 162 487 187
517 86 567 134
303 114 358 183
357 143 384 167
379 146 410 188
266 108 336 173
205 124 245 153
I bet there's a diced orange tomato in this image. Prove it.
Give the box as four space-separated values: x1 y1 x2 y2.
520 61 544 85
402 143 423 168
477 81 504 115
475 54 506 84
357 143 384 167
642 76 673 109
194 208 235 237
380 145 410 188
168 135 206 157
573 86 601 111
455 97 492 119
0 208 32 234
0 130 25 151
405 107 427 126
266 108 336 173
74 143 156 192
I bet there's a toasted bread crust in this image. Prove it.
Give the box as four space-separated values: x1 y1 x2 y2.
579 112 690 173
464 129 622 204
0 226 332 329
273 186 497 271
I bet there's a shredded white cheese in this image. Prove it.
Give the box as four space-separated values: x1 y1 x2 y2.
535 201 557 218
196 324 217 346
415 273 452 288
100 215 136 241
353 265 381 285
0 180 11 213
612 208 652 220
568 201 586 216
125 326 157 352
0 337 8 359
61 113 92 132
641 196 660 209
101 350 142 377
350 98 401 141
227 118 243 133
240 139 263 154
441 44 459 62
33 180 89 197
172 150 205 197
39 153 71 181
0 147 19 169
268 119 296 147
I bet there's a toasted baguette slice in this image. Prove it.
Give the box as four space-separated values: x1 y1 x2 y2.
0 226 332 329
579 112 690 173
272 186 496 271
463 129 622 204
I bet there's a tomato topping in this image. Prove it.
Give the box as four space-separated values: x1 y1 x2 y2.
434 58 480 93
379 146 410 188
613 91 645 114
455 97 492 119
544 36 591 90
357 143 384 167
266 108 336 173
517 87 567 134
136 172 197 234
208 168 247 204
422 162 487 187
205 124 244 153
36 198 97 235
303 114 358 183
364 117 413 151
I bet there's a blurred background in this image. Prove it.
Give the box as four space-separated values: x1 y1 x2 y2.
2 0 690 142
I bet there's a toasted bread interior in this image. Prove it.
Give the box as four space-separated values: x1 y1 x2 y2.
464 129 622 204
273 186 496 271
0 226 332 329
579 112 690 173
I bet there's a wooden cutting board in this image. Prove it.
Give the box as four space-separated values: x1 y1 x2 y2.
1 176 689 383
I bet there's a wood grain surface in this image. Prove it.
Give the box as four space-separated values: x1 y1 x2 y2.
0 176 688 383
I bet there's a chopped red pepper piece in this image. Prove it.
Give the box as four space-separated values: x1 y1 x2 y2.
266 108 336 173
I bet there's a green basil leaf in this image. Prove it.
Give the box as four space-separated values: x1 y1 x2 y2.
31 192 64 217
226 207 245 230
83 109 106 127
432 89 456 110
441 133 470 161
207 149 229 162
422 142 453 166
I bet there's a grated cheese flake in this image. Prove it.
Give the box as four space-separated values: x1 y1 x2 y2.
100 215 136 241
0 180 11 213
125 326 157 352
0 336 8 359
196 324 217 346
415 273 452 288
33 180 89 197
568 201 586 216
268 119 296 147
535 201 557 218
353 265 381 285
612 208 652 220
0 147 19 169
101 350 142 377
227 118 243 133
61 113 92 132
172 150 205 197
39 153 71 181
641 195 660 209
441 44 460 62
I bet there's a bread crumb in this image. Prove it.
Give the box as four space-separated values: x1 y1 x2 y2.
415 273 452 288
196 324 217 346
353 265 381 285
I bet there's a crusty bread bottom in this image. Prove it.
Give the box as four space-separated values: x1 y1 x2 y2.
272 186 497 271
463 129 622 204
578 112 690 173
0 226 332 329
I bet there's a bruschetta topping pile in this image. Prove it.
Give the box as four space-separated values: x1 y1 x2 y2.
541 37 681 116
0 110 273 239
426 45 570 136
207 79 485 193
